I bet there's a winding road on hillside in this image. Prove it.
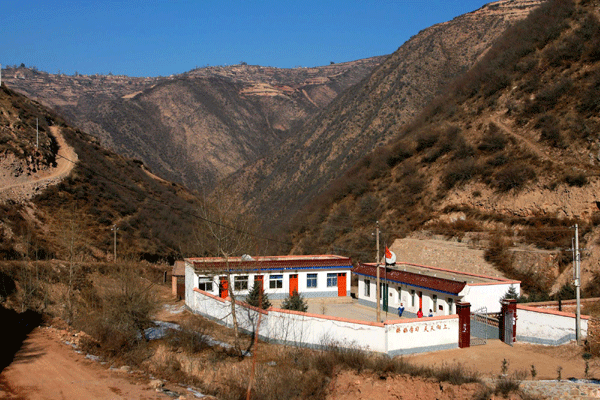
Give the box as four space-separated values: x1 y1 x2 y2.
491 115 550 162
0 126 78 202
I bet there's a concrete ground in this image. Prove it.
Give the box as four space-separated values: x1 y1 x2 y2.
271 296 399 323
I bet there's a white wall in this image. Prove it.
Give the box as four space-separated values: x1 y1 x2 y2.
464 283 519 313
187 286 459 355
191 269 351 299
517 305 589 345
386 316 459 355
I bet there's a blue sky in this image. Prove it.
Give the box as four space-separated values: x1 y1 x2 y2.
1 1 492 77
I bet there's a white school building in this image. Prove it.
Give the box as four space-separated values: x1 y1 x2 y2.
184 254 353 300
354 262 520 316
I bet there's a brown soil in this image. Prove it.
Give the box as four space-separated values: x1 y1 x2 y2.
0 326 168 400
405 339 593 381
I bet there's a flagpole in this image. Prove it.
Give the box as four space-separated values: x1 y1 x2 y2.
376 221 380 322
385 243 388 321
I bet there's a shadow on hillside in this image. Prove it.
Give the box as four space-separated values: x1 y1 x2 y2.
0 305 43 373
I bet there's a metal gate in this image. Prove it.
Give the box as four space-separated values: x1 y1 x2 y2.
470 307 490 346
503 310 514 346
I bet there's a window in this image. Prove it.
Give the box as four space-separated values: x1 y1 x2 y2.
198 277 213 292
234 275 248 291
307 273 317 288
327 273 337 287
364 279 371 297
269 275 283 289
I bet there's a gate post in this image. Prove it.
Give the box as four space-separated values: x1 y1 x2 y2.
457 302 471 348
500 299 517 344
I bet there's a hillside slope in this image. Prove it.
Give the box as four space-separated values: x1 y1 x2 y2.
0 85 215 262
3 58 384 189
291 0 600 297
228 0 542 223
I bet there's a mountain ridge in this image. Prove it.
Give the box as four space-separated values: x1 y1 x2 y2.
2 57 385 189
227 0 542 224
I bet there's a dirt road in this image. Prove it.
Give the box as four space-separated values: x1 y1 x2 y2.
0 126 77 202
0 326 168 400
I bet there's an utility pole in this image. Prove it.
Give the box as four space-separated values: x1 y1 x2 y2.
36 118 39 149
112 224 119 262
574 223 582 345
376 221 380 322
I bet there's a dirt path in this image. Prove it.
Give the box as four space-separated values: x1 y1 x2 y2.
492 115 550 162
0 326 169 400
405 339 594 380
0 126 78 202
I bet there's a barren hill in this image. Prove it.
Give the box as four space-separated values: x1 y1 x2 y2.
2 58 384 189
289 0 600 298
228 0 542 223
0 85 212 261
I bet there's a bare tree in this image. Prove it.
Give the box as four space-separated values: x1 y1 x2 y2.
196 188 258 355
52 206 90 323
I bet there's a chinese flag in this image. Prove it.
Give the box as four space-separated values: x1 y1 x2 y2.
385 246 392 259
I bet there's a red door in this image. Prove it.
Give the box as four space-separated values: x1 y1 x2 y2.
337 273 346 297
220 277 229 299
254 275 264 291
418 291 423 310
289 274 298 296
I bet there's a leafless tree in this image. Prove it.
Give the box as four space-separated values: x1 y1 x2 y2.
196 187 258 355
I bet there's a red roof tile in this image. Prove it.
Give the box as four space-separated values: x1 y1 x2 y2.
353 264 467 295
190 255 352 273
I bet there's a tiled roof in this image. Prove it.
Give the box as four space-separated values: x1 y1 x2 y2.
353 264 467 295
172 260 185 276
188 255 352 273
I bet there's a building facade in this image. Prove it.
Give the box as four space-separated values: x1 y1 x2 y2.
185 255 353 301
354 262 520 317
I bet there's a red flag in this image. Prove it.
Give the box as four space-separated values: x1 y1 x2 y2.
385 246 392 259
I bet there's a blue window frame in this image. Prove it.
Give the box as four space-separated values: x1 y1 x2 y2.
327 273 337 287
307 273 317 288
269 275 283 289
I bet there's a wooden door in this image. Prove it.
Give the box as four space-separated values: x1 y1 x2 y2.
254 275 264 291
418 291 423 310
289 274 298 296
220 277 228 299
337 273 346 297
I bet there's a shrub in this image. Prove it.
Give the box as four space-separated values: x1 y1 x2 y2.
578 71 600 113
564 173 588 187
493 163 536 192
484 235 513 273
443 159 481 189
246 284 272 309
281 290 308 312
386 144 412 168
487 154 508 167
166 318 210 354
415 131 439 152
75 265 159 359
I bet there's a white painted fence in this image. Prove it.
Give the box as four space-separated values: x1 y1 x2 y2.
187 287 459 356
517 304 589 345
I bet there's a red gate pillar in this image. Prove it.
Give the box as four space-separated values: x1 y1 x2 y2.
500 299 518 344
457 302 471 348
